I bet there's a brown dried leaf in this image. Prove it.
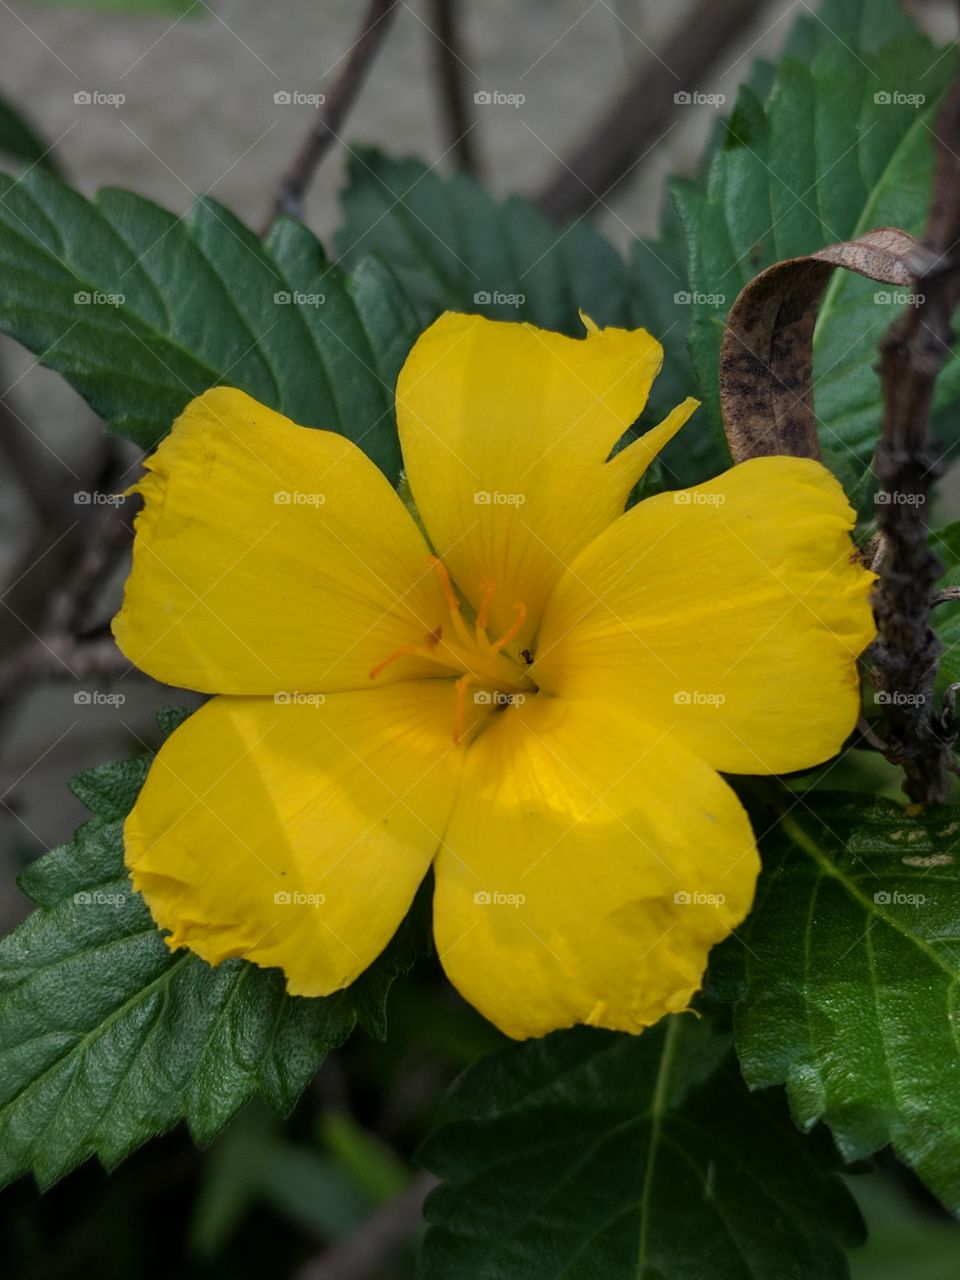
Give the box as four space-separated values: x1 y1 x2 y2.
719 227 917 462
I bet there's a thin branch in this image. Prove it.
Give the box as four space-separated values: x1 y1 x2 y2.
428 0 480 176
872 61 960 803
291 1172 438 1280
0 632 130 701
263 0 401 233
535 0 762 225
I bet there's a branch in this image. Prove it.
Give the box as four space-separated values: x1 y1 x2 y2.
263 0 401 233
291 1172 438 1280
871 65 960 803
0 632 130 701
428 0 480 176
0 442 133 722
535 0 762 225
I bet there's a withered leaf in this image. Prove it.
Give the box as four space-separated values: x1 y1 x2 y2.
719 227 917 462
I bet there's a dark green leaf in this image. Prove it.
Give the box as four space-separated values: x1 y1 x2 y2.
0 714 423 1189
727 795 960 1215
672 31 957 490
0 170 420 477
417 1014 863 1279
336 147 630 335
0 95 60 175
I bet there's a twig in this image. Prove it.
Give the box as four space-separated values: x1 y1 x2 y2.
0 631 129 700
428 0 480 176
291 1172 438 1280
871 64 960 803
0 441 133 721
263 0 401 233
535 0 762 225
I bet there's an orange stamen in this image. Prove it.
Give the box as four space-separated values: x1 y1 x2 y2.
369 644 419 681
429 556 473 649
490 602 527 653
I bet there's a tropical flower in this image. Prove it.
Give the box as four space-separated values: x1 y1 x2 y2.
113 312 875 1040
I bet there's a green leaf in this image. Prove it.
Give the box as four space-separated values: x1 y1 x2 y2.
335 147 631 335
726 794 960 1215
0 169 420 478
336 149 734 487
781 0 915 62
672 29 957 490
0 95 60 175
417 1014 864 1279
0 714 424 1189
629 204 723 486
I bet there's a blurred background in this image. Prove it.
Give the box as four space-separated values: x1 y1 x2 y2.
1 1 960 1276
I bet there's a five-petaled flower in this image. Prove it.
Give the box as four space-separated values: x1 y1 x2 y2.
113 312 875 1039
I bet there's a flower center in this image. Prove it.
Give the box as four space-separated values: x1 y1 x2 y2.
369 556 536 741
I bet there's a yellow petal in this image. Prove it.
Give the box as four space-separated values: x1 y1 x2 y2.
396 312 697 649
125 682 466 996
433 694 758 1039
113 387 452 694
533 456 876 775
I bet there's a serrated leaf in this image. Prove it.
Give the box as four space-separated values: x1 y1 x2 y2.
781 0 915 64
726 795 960 1215
417 1015 863 1279
0 715 424 1189
0 170 420 477
335 147 631 335
0 95 59 175
672 29 957 490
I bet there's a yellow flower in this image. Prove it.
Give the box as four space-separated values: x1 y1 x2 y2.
113 313 875 1040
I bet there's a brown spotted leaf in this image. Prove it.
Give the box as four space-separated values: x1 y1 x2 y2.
719 227 917 462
